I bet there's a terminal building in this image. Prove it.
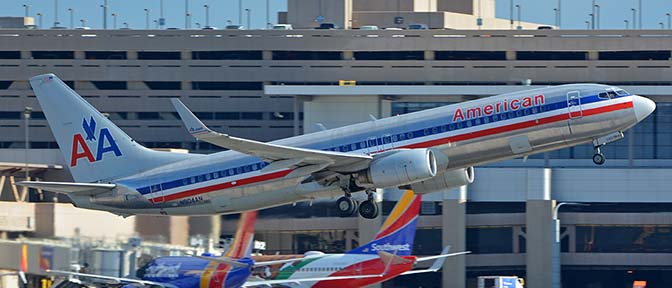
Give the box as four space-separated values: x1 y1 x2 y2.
1 1 672 287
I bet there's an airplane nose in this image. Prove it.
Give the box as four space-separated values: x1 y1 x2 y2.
633 95 656 122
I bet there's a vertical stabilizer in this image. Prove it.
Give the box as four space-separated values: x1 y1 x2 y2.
348 191 421 256
29 74 192 183
225 211 258 258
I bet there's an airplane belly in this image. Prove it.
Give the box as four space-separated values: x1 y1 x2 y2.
209 176 308 213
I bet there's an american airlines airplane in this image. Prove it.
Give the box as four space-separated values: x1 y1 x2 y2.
21 74 655 218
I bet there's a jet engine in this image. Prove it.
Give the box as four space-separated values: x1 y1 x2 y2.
411 167 475 194
355 149 437 188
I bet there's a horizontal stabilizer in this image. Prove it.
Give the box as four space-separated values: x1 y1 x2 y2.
402 246 471 275
193 255 248 268
16 181 115 196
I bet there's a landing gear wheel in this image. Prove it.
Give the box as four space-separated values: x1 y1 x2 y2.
358 200 379 219
592 153 606 165
336 196 358 217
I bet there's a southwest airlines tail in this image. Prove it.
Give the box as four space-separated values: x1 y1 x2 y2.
29 74 192 183
225 211 258 258
348 191 421 256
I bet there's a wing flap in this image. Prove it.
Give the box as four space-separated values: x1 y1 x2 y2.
16 181 115 196
171 99 371 172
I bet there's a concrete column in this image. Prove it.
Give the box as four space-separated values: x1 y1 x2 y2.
189 215 221 248
506 50 516 60
181 51 190 60
424 50 434 60
588 51 599 60
293 96 301 136
127 50 138 60
442 185 467 288
525 168 556 288
135 216 190 246
21 50 30 59
74 51 85 59
262 50 273 60
357 189 383 288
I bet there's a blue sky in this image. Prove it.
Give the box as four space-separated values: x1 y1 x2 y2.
4 0 672 29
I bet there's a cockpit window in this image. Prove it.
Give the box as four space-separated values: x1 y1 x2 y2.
598 92 609 99
615 89 628 96
607 90 618 98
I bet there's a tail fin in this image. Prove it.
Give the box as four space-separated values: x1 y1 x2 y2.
348 190 421 256
29 74 192 183
225 211 258 258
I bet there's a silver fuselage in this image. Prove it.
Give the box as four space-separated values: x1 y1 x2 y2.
70 84 651 216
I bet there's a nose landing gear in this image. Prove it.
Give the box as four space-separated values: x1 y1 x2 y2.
591 131 624 165
592 147 606 165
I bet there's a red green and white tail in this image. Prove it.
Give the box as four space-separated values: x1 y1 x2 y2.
225 211 258 258
348 191 421 256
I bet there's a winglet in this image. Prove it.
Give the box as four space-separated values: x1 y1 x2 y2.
171 98 216 136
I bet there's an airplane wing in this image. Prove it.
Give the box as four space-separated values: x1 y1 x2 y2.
401 246 471 275
253 256 315 267
46 269 168 287
171 99 372 173
16 181 115 196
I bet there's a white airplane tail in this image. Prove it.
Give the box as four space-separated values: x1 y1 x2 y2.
29 74 192 183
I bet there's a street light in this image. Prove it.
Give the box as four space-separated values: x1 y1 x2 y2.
585 20 590 29
266 0 270 28
185 0 189 29
111 13 118 29
245 8 251 30
101 0 108 29
624 19 629 29
36 12 43 29
123 22 129 29
80 19 86 27
153 19 159 29
552 202 590 288
23 107 32 184
239 0 243 25
186 13 192 29
556 0 561 28
631 8 637 29
667 13 671 29
515 4 522 30
590 0 595 29
660 22 665 29
203 5 210 28
22 4 30 18
144 8 150 29
509 0 514 29
68 8 74 29
594 5 600 29
53 0 60 28
553 8 559 27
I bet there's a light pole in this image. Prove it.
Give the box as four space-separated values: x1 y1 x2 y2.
590 0 595 29
159 0 164 29
245 8 251 30
624 19 629 29
266 0 270 28
23 107 32 184
185 0 189 29
22 4 30 18
68 8 73 29
144 9 150 29
195 22 201 29
154 19 159 29
186 13 192 29
557 0 561 28
594 5 600 29
638 0 642 29
203 5 210 28
552 202 590 288
80 19 86 27
239 0 243 25
36 13 43 29
553 8 559 27
631 8 637 29
509 0 514 29
53 0 60 27
667 13 671 29
660 22 665 29
112 13 118 29
585 20 590 29
515 4 521 30
102 0 107 29
123 22 129 29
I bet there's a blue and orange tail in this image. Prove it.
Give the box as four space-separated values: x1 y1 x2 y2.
348 191 421 256
225 211 258 258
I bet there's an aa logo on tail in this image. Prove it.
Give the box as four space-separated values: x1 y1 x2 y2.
70 116 122 167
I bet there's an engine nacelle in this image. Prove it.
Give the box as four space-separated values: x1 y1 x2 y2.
411 167 475 194
356 149 437 188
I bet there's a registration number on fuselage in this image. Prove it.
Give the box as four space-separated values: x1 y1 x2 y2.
177 195 204 206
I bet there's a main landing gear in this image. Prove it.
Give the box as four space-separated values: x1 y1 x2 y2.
591 131 624 165
336 190 379 219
